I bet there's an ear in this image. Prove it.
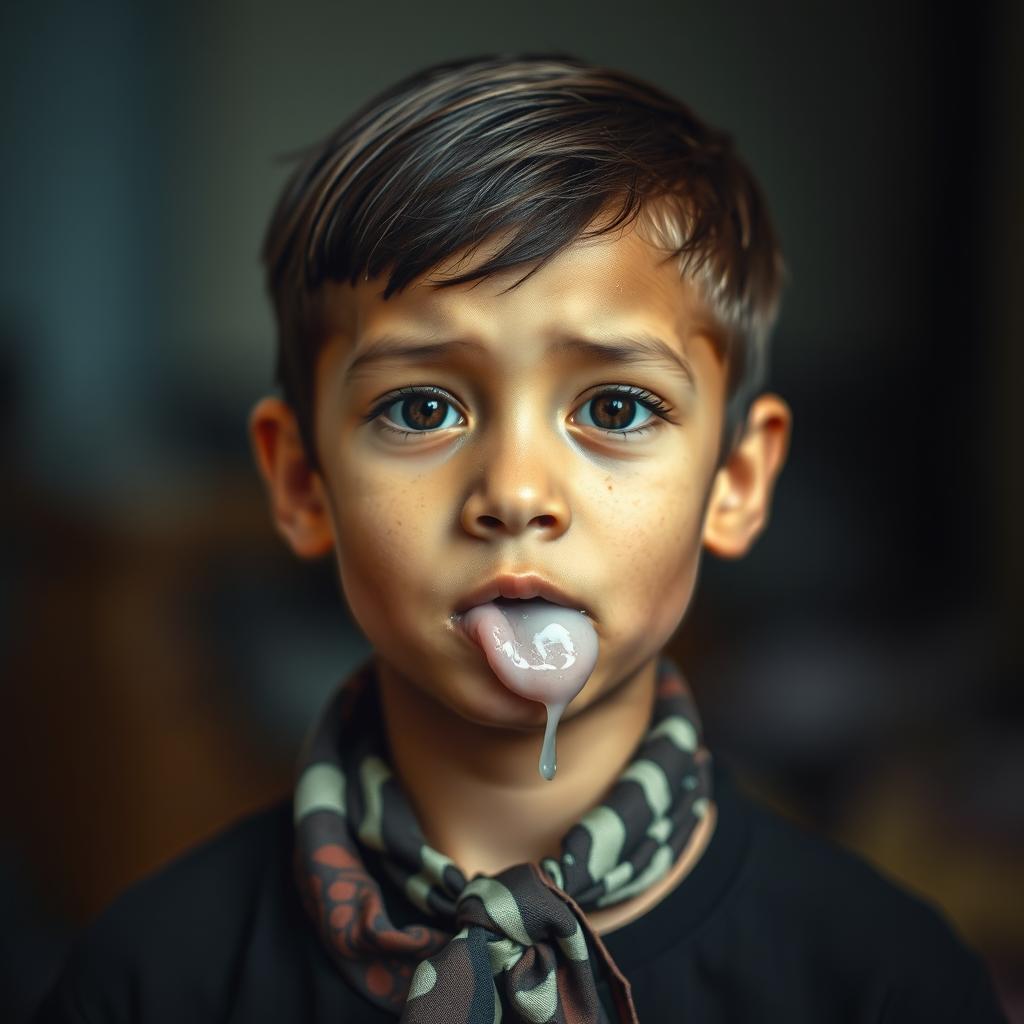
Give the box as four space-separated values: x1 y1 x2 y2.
248 396 335 559
702 393 792 559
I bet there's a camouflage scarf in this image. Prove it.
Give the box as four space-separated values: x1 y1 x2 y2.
294 658 713 1023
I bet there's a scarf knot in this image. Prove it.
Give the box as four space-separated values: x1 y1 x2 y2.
453 863 590 968
404 864 606 1024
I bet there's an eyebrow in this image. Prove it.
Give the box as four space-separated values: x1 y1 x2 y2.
344 331 696 384
549 333 696 383
345 336 481 379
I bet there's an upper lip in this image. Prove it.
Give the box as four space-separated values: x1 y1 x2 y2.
454 574 592 618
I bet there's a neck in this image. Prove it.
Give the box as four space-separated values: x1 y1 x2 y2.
375 657 658 878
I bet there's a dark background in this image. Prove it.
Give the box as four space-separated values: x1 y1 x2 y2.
2 1 1021 1020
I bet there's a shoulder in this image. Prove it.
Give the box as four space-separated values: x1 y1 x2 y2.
594 761 1008 1021
34 801 294 1024
729 778 1006 1020
741 787 957 947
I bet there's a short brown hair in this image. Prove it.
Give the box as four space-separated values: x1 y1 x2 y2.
262 53 784 465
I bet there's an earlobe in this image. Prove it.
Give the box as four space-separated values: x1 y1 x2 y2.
248 396 336 559
702 393 792 560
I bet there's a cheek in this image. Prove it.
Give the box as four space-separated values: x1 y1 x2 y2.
328 468 436 620
595 465 708 628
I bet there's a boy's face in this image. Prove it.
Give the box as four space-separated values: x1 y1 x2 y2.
255 222 789 732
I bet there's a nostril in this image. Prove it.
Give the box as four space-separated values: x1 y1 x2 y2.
479 515 503 528
533 514 557 528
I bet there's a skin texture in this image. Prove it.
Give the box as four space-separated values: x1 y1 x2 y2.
250 221 791 914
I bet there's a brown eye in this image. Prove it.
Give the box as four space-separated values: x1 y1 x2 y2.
591 395 635 430
402 396 447 429
577 390 657 433
376 390 463 433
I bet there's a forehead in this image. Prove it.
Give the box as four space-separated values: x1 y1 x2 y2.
318 224 726 376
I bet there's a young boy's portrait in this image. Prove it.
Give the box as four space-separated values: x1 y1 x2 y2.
3 3 1021 1022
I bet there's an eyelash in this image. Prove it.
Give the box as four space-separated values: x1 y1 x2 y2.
365 386 460 442
364 385 674 442
576 386 675 440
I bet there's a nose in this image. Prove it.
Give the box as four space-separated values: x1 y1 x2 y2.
459 414 572 541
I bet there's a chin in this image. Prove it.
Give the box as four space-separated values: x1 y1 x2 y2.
372 646 522 725
426 660 554 732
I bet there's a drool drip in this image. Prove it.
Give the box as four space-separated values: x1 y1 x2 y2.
538 700 567 781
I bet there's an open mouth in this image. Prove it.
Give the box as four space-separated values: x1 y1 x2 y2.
491 596 564 610
453 575 594 622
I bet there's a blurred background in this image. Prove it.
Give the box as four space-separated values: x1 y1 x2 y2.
2 0 1021 1019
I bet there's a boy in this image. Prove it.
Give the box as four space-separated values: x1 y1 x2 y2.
36 54 1008 1023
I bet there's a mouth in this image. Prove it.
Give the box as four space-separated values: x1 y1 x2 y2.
453 574 593 620
452 578 601 717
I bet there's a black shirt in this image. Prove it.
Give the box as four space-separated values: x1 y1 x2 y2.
34 761 1008 1023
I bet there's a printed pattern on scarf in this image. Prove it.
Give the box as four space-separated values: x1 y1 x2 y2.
294 658 713 1023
